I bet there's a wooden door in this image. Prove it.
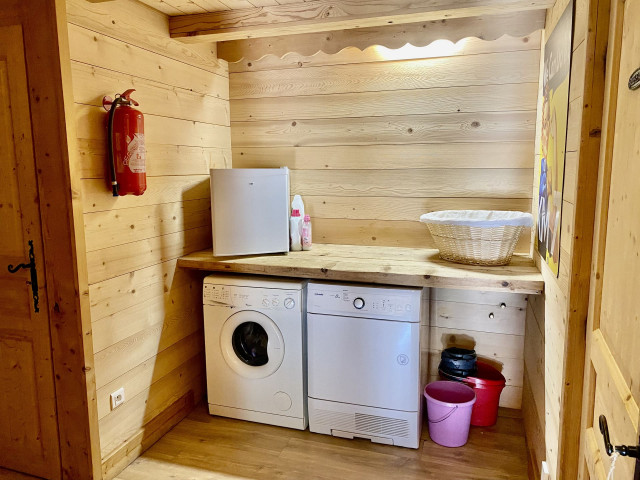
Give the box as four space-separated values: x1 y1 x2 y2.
580 0 640 478
0 25 61 478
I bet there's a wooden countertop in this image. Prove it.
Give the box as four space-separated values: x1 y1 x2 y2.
178 244 544 294
178 244 543 295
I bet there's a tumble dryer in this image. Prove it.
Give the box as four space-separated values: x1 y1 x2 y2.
203 275 307 429
306 282 425 448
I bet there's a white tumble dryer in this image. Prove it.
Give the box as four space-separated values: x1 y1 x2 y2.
203 275 308 429
306 282 425 448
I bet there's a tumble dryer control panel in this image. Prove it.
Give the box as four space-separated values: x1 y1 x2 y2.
203 283 301 312
307 282 422 323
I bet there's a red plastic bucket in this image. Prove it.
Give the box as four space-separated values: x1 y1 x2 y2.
439 361 506 426
464 361 506 426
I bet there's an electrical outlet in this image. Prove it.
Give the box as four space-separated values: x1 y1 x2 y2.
110 387 125 410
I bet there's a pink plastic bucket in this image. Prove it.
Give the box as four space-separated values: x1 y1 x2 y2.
424 381 476 447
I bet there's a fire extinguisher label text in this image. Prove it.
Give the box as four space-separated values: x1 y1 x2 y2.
124 133 146 173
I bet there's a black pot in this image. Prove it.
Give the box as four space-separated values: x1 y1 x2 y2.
439 366 477 380
441 347 477 360
439 347 477 378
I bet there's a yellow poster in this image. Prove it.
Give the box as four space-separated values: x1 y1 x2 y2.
537 1 573 276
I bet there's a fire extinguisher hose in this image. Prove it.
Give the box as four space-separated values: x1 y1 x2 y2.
107 96 126 197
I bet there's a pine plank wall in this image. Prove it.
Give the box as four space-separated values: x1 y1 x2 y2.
523 0 606 477
65 0 230 476
227 26 543 415
60 0 562 476
229 29 541 250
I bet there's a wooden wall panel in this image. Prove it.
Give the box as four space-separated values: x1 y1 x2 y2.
230 83 539 121
427 289 529 409
523 0 606 476
65 0 230 476
231 112 536 147
75 105 229 149
66 25 228 98
84 199 212 252
230 50 541 99
523 369 546 478
290 169 533 198
65 0 226 75
232 143 535 170
524 297 546 476
78 140 227 180
98 354 205 456
229 26 541 248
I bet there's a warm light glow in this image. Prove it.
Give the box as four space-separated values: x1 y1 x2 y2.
370 38 471 61
128 457 255 479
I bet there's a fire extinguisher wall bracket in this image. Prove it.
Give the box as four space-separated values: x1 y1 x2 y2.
102 95 114 112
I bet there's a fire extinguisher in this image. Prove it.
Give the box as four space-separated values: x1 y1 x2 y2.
102 89 146 196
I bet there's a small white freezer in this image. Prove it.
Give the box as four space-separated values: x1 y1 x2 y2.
210 168 290 256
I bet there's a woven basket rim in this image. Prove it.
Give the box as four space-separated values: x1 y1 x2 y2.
420 210 533 228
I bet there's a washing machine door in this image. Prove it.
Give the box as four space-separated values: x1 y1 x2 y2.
220 310 285 379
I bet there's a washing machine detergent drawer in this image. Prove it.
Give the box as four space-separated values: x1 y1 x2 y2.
307 313 420 412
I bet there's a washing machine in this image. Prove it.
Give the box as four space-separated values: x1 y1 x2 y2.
306 282 426 448
203 275 308 429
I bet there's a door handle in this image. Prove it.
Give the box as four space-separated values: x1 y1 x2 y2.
7 240 39 313
630 67 640 91
599 415 640 458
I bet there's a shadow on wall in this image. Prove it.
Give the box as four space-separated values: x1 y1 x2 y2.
108 179 211 476
437 333 505 375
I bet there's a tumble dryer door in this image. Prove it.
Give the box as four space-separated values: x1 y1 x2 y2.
307 313 420 412
220 310 285 379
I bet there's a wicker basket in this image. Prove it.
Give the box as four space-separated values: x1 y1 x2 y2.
420 211 533 266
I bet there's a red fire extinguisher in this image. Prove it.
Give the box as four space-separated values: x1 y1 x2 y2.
102 89 146 196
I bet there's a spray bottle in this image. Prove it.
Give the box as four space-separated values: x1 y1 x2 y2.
302 215 312 250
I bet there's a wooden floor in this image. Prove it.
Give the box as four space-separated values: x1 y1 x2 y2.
0 404 528 479
114 404 528 480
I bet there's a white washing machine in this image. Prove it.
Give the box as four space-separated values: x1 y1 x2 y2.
307 282 425 448
203 275 308 429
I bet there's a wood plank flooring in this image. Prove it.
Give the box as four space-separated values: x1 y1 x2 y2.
0 404 528 479
114 404 528 480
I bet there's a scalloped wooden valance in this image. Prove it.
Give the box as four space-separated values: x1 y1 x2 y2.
217 10 545 62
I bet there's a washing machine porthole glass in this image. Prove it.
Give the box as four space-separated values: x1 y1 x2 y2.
232 322 269 367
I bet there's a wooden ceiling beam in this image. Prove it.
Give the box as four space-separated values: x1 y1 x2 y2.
169 0 555 42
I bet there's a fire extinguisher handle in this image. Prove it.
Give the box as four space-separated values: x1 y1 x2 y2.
121 89 139 106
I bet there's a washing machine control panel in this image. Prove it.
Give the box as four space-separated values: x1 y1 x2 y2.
204 283 300 312
203 283 232 303
307 283 421 322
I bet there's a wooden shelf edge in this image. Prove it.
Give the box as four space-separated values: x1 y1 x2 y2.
178 245 544 295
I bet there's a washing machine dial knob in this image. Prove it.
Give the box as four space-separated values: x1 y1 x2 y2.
262 298 270 307
284 298 295 309
353 297 365 309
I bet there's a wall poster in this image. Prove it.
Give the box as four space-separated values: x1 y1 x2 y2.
537 1 574 277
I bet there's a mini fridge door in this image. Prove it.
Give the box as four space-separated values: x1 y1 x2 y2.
211 168 290 256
